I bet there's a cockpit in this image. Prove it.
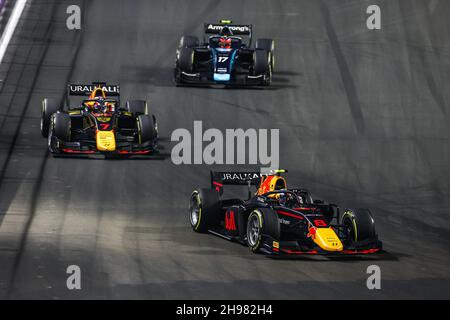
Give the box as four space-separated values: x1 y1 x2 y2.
209 36 243 49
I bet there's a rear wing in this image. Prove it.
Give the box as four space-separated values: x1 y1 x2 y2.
204 23 252 36
204 20 253 45
66 82 120 107
210 170 287 195
67 82 120 96
211 171 263 196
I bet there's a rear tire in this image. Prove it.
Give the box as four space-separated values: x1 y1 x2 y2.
246 208 280 253
341 208 376 242
51 113 71 141
137 114 157 144
179 35 199 48
189 189 220 233
126 100 148 115
41 98 61 137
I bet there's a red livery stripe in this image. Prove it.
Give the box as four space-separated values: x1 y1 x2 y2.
277 210 304 219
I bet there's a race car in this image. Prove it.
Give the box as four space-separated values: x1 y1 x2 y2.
189 170 383 256
40 82 158 156
174 20 274 86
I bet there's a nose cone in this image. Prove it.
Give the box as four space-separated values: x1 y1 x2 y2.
310 227 343 252
96 130 116 152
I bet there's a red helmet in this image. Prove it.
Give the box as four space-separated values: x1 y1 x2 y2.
219 36 232 49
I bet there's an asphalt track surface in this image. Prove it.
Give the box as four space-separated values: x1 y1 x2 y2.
0 0 449 299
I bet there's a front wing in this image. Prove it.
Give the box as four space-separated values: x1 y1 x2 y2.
49 135 157 156
176 70 268 86
261 235 383 256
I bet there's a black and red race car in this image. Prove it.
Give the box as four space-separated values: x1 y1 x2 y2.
40 82 158 156
189 170 382 256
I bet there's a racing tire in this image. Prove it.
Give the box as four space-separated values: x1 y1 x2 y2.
254 49 272 86
255 38 275 71
126 100 148 115
189 188 220 233
51 112 71 141
41 98 61 138
177 47 195 73
137 114 157 144
341 208 377 243
246 208 280 253
179 35 199 48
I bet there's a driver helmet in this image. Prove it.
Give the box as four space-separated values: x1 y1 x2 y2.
274 178 286 190
91 98 107 113
219 26 233 49
86 87 108 112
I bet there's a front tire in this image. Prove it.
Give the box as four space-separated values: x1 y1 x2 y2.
341 208 377 243
255 38 275 72
137 114 157 144
51 112 71 141
41 98 61 137
254 49 272 86
177 47 195 73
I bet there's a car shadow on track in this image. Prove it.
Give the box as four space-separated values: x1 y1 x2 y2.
52 152 170 161
268 251 403 262
122 65 301 90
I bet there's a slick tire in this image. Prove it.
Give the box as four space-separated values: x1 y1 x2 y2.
137 114 157 144
254 49 272 86
189 189 220 233
177 47 195 73
51 112 71 141
246 208 280 253
41 98 61 137
255 38 275 71
126 100 148 115
341 208 377 242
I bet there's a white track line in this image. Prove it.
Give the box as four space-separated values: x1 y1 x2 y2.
0 0 28 65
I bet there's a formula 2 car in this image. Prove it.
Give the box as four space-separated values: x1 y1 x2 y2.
174 20 274 86
189 170 382 256
40 82 158 156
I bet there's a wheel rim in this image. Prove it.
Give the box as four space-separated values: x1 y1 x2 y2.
189 194 200 227
247 214 261 246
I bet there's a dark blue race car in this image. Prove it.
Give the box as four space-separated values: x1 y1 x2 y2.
174 20 274 86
